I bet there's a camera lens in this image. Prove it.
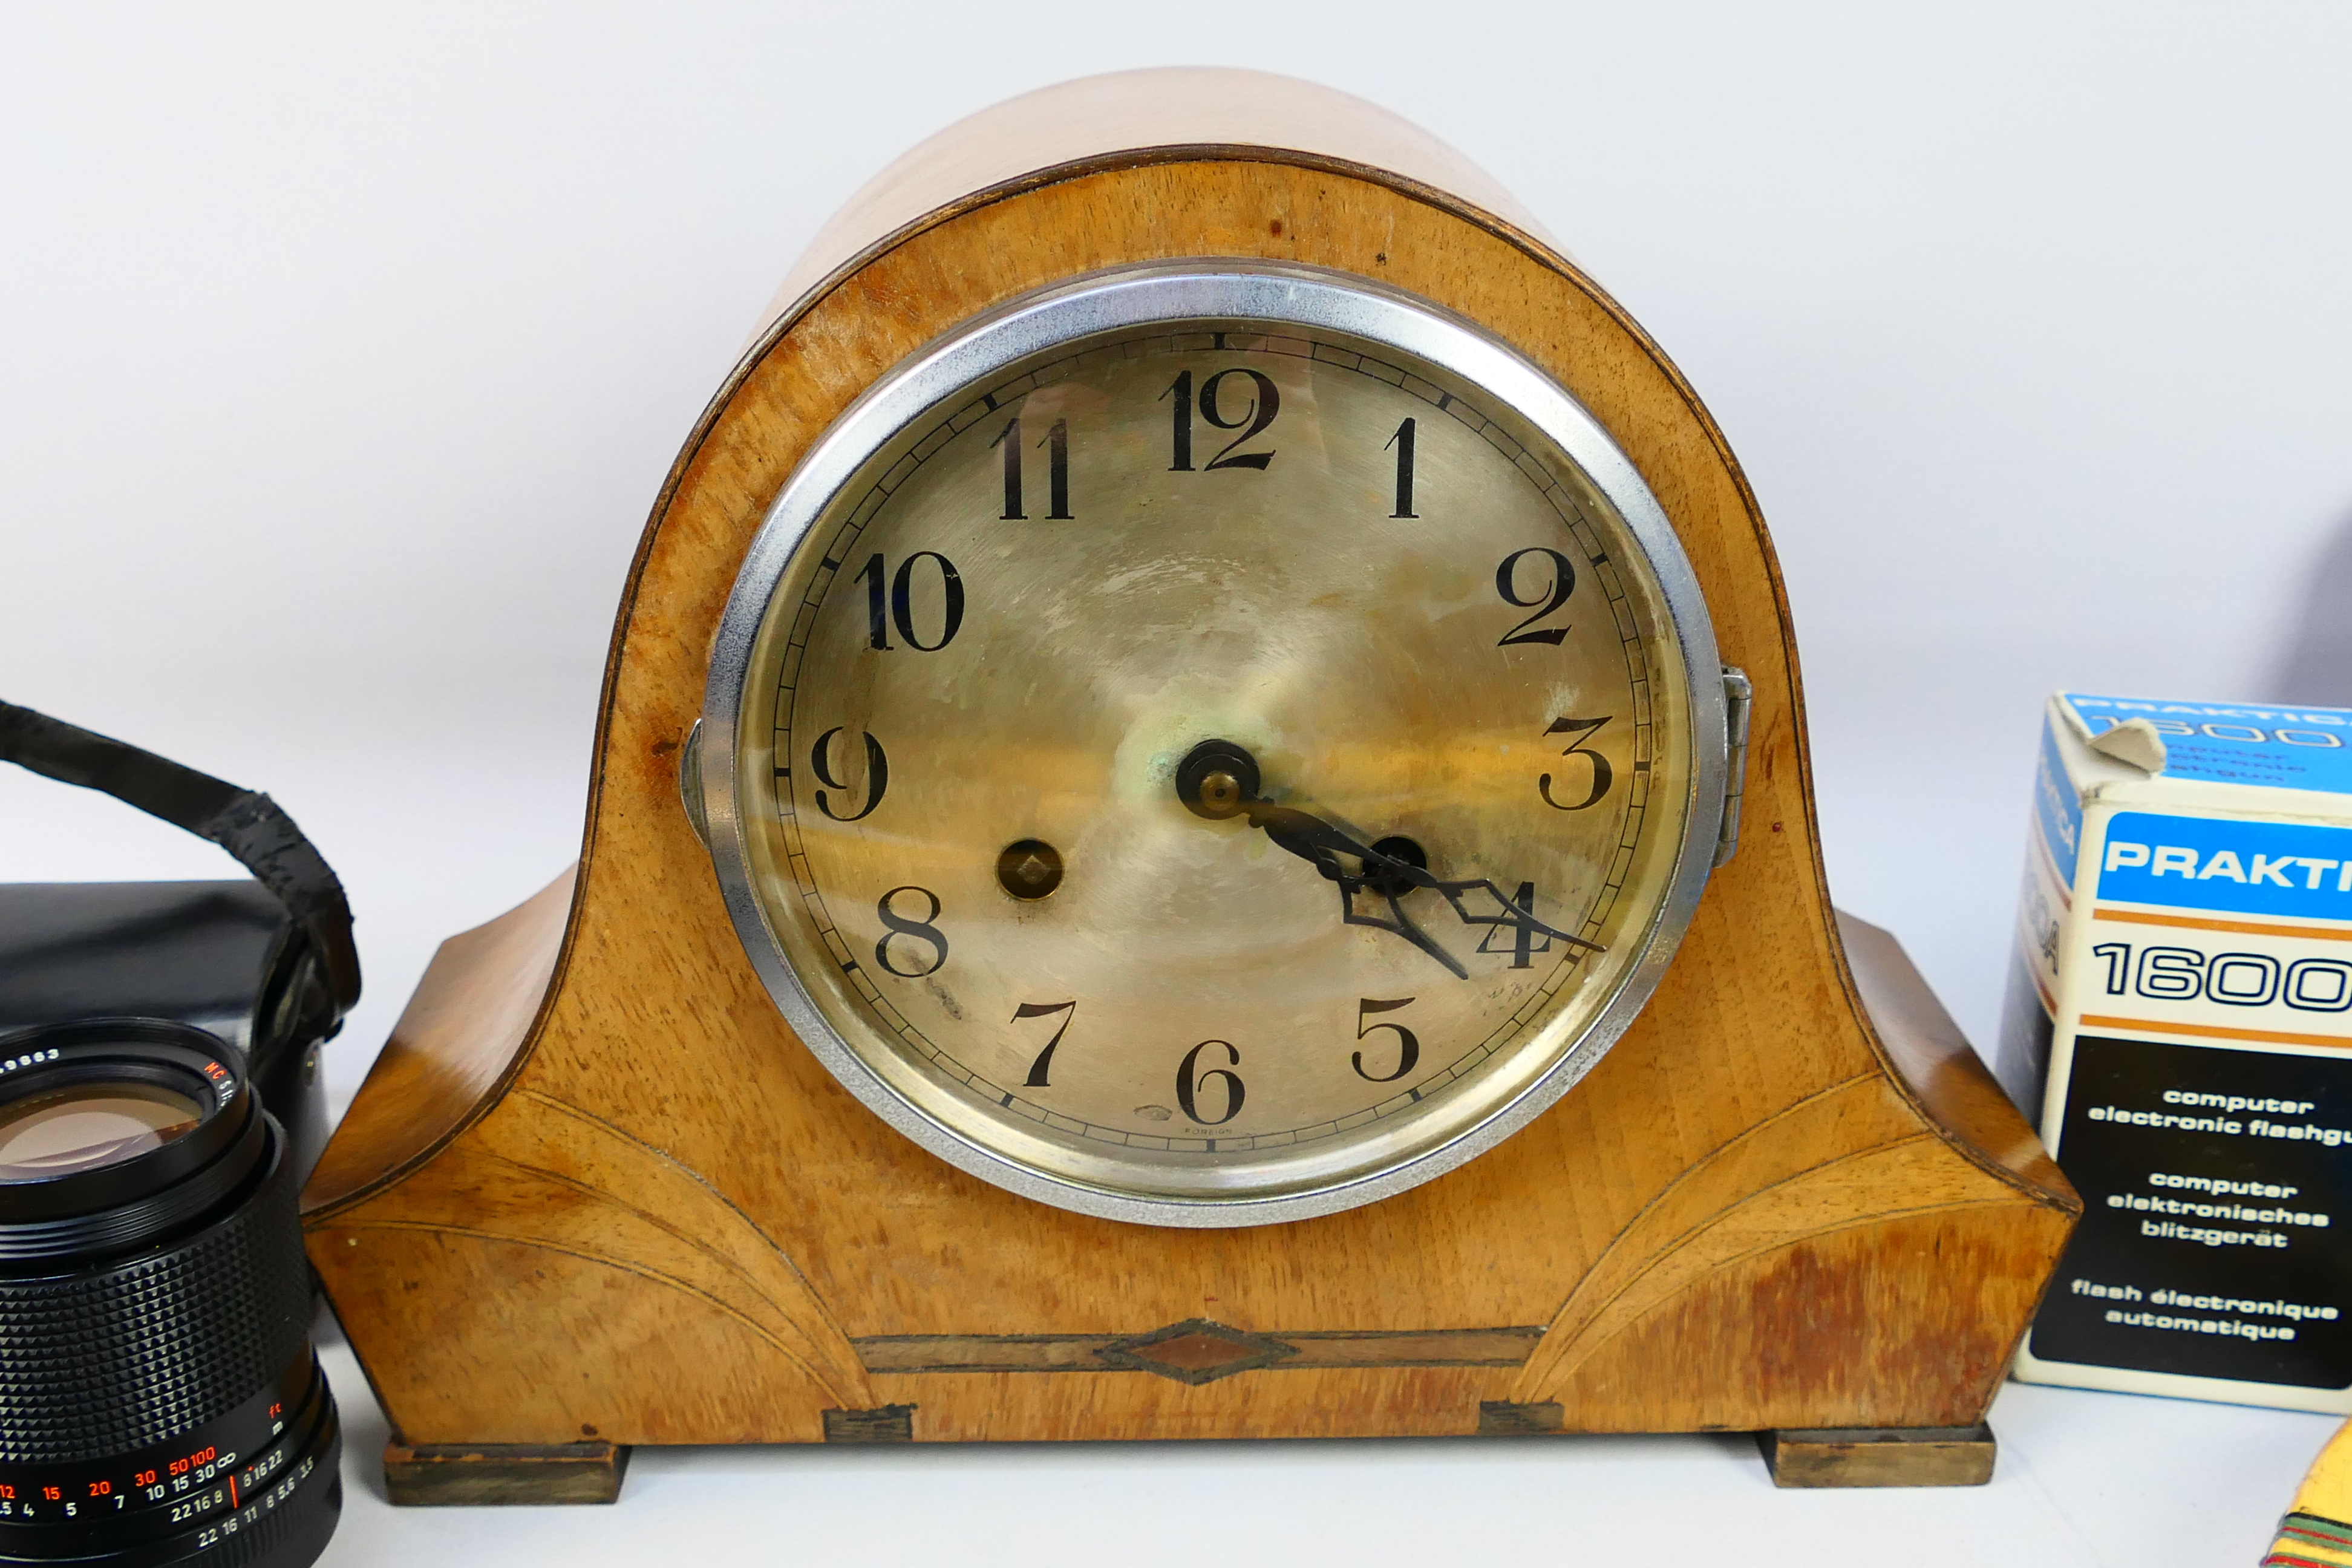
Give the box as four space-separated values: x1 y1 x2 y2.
0 1018 339 1567
0 1082 203 1180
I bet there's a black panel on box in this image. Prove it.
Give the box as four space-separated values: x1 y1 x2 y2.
2030 1033 2352 1388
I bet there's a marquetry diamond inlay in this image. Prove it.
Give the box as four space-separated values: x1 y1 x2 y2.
1093 1319 1301 1386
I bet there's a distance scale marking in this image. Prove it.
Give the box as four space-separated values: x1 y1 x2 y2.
0 1353 332 1548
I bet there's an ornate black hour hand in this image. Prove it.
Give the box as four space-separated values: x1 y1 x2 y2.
1239 797 1470 977
1174 739 1601 980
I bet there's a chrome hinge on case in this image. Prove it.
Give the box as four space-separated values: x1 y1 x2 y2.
679 716 711 851
1714 667 1753 868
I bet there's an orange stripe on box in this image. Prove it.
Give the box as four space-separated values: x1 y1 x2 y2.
2080 1014 2352 1051
2094 907 2352 944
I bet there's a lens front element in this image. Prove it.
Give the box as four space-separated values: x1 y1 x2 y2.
0 1083 201 1180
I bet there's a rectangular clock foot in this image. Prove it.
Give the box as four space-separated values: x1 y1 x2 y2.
384 1439 631 1505
823 1404 916 1443
1475 1400 1565 1436
1757 1425 1995 1488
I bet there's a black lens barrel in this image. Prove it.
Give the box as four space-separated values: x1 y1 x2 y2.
0 1020 340 1568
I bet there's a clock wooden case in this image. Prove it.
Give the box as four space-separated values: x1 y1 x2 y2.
302 68 2079 1501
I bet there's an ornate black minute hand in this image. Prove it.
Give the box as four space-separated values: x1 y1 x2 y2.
1240 797 1470 977
1174 739 1601 979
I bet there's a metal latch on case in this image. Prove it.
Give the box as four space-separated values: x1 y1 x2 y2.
679 717 710 851
1715 667 1753 868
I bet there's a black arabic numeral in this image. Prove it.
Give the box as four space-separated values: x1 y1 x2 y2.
874 886 949 978
1014 1000 1077 1087
1386 417 1418 517
1175 1039 1245 1125
1495 547 1576 645
808 727 889 822
1199 368 1279 470
990 417 1068 520
1044 417 1071 518
1475 882 1553 969
887 552 964 652
1161 370 1193 471
991 417 1024 519
1540 717 1613 811
857 553 889 649
858 554 965 652
1351 998 1420 1083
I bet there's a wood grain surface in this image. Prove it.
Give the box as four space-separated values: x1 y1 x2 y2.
305 69 2078 1475
305 868 573 1214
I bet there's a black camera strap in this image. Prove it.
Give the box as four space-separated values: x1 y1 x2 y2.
0 701 361 1016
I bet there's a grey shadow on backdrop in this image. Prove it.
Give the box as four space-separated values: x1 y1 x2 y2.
2269 509 2352 708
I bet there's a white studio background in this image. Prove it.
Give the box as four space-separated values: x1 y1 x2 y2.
3 5 2351 1566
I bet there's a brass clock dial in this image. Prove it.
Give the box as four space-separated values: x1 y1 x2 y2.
701 264 1730 1225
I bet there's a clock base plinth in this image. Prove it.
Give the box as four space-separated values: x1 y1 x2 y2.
383 1440 631 1507
370 1425 1998 1506
1758 1425 1997 1489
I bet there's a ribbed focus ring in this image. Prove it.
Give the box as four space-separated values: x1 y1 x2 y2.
0 1146 309 1465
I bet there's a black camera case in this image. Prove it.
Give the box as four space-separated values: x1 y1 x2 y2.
0 702 359 1184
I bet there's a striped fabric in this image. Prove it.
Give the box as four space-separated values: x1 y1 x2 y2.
2268 1511 2352 1567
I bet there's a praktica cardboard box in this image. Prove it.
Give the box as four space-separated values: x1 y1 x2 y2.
2003 691 2352 1411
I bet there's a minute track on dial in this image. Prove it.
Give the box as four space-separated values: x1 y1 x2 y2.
1174 739 1601 980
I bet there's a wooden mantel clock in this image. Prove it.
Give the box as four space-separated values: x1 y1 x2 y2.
303 67 2079 1501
